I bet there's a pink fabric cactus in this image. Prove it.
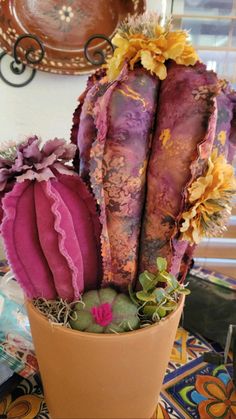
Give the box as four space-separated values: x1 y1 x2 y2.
0 137 101 300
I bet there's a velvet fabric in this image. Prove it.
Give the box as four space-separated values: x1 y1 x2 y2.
0 138 101 300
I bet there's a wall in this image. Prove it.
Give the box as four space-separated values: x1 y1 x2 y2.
0 0 163 143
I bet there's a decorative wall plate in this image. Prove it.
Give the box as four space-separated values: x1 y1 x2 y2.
0 0 145 75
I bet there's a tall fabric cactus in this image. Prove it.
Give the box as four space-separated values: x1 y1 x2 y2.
0 137 101 300
72 13 236 292
90 66 159 291
139 61 218 278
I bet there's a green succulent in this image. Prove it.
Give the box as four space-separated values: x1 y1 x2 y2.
70 288 140 333
129 257 190 324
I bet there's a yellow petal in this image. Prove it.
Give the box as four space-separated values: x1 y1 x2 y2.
154 62 167 79
167 42 185 59
140 50 156 73
111 33 129 49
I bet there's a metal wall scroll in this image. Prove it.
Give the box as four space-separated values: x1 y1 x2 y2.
0 33 114 88
0 34 45 88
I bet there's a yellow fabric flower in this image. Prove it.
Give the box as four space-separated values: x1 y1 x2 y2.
180 150 236 244
106 15 198 81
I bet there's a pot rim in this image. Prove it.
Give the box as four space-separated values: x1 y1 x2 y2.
26 294 184 339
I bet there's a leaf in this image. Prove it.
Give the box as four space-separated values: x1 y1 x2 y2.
177 287 191 295
164 302 177 311
166 274 179 291
136 290 156 303
143 304 158 317
156 257 167 272
157 306 166 318
139 271 157 292
153 288 166 303
128 284 139 305
158 271 171 283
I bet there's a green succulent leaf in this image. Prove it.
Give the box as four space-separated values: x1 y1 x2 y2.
157 271 172 283
166 274 179 291
137 256 190 324
177 287 191 295
128 285 139 305
153 288 166 303
164 301 177 311
136 290 156 303
143 304 158 316
139 271 157 292
156 257 167 272
157 306 166 318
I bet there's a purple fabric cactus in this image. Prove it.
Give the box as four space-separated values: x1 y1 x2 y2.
88 65 160 291
139 61 218 280
0 137 101 300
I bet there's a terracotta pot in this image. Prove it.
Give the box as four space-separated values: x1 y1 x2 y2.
26 296 184 419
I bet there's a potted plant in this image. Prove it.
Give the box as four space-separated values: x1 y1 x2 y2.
1 12 235 419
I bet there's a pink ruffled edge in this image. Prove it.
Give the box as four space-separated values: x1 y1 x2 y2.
45 180 84 298
57 172 102 265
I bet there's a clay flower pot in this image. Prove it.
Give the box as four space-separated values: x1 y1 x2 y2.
26 296 184 419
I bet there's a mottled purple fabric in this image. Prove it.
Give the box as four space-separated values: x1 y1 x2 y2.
228 90 236 164
214 84 234 157
139 61 218 279
89 65 160 291
71 69 107 179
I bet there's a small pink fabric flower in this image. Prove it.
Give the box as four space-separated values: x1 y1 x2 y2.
0 136 77 226
0 136 76 190
91 303 113 327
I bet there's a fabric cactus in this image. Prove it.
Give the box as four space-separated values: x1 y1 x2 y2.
71 12 236 292
0 137 101 300
70 288 140 333
139 61 218 279
72 64 160 292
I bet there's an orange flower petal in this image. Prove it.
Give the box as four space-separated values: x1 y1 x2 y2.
198 400 228 419
0 395 11 414
7 395 43 419
195 375 227 400
208 401 230 418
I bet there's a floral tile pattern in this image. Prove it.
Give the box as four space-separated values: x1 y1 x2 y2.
161 363 236 419
1 327 235 419
165 327 213 376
